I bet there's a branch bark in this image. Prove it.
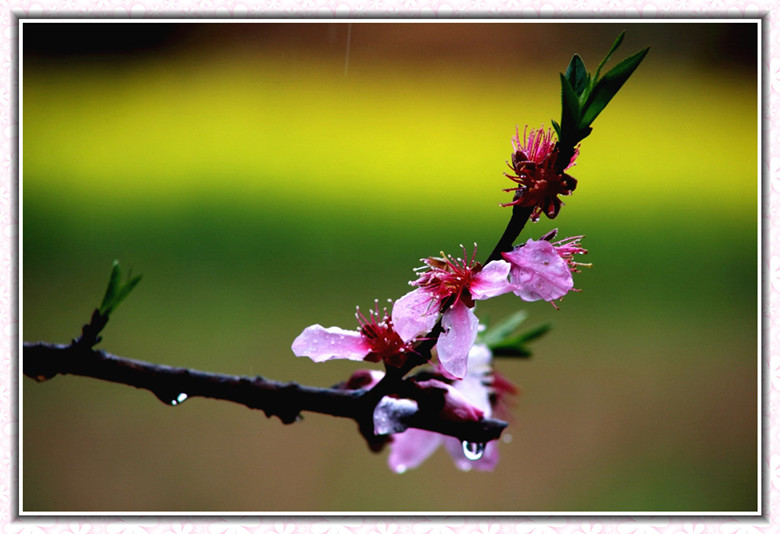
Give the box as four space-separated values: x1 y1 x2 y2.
22 340 508 447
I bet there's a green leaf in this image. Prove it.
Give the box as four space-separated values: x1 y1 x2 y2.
99 260 122 315
488 323 552 359
579 46 649 128
564 54 590 97
593 31 626 82
511 322 552 344
550 119 562 140
113 273 143 311
559 73 582 139
480 310 528 348
98 261 142 316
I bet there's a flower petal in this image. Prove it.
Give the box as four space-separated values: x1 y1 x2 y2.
291 325 370 363
469 260 512 300
453 344 493 416
416 378 484 422
436 302 479 379
503 239 573 301
391 289 439 342
387 428 443 473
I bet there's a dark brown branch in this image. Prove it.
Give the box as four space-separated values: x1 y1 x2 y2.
485 205 534 265
23 341 508 446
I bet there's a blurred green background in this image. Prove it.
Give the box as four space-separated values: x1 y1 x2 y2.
21 21 758 512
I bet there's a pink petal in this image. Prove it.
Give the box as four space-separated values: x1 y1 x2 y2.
452 345 493 416
469 260 512 300
503 239 573 302
436 301 479 379
442 437 500 472
344 369 385 390
387 428 443 473
391 289 439 342
416 379 484 422
291 325 370 363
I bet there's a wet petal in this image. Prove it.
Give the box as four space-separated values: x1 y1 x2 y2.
291 325 370 363
437 302 479 379
503 239 573 301
387 428 443 473
391 289 439 342
453 344 493 416
416 378 484 422
469 260 512 300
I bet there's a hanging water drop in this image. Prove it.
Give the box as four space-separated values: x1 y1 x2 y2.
462 441 486 461
170 392 188 406
155 389 189 406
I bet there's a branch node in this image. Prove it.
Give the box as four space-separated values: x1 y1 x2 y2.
73 308 109 349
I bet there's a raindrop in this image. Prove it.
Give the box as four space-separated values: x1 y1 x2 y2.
462 441 486 461
154 390 189 406
170 393 188 406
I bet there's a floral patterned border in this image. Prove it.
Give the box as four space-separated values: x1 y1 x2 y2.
4 7 773 533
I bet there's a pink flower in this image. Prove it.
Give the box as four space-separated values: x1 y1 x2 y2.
391 247 512 379
502 125 578 221
386 344 515 473
502 233 588 305
292 305 414 367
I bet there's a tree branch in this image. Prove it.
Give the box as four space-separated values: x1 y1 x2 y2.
485 205 534 264
22 340 508 447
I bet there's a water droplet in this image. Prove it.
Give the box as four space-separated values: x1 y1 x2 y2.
395 464 407 474
155 389 189 406
462 441 486 461
170 393 188 406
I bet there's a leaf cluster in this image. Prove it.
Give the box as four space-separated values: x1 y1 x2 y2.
551 32 649 157
99 260 142 316
479 311 551 359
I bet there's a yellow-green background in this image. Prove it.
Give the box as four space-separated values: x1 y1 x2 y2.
22 21 758 512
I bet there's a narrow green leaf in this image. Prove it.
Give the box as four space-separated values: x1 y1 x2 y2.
575 125 593 144
559 72 582 133
558 72 589 157
579 46 649 128
593 31 626 81
564 54 590 97
480 310 528 348
99 261 122 315
550 119 562 139
510 322 552 344
110 274 143 314
99 262 143 315
489 323 552 358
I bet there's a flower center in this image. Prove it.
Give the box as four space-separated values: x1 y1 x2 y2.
356 305 412 367
412 247 481 308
